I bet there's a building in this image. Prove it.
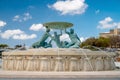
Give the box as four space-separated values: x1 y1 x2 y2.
99 28 120 48
100 28 120 38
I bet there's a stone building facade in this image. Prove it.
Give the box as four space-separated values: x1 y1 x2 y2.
100 28 120 48
100 28 120 38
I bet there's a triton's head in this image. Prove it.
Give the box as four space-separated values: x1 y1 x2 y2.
70 29 74 34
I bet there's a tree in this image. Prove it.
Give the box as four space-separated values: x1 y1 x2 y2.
109 36 120 48
15 45 22 49
95 37 110 47
80 37 96 48
14 44 26 50
0 44 8 49
80 37 110 50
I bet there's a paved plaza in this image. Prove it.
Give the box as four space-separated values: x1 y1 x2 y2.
0 71 120 78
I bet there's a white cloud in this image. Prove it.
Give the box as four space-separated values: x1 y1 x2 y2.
0 29 24 39
0 20 6 27
60 34 84 42
80 37 87 42
13 12 32 22
23 13 32 21
48 0 88 15
13 34 36 40
29 23 46 31
13 15 20 21
0 29 36 40
97 17 117 29
60 34 70 42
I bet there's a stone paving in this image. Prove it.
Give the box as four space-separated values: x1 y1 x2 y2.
0 71 120 78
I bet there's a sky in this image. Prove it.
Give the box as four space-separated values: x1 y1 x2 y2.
0 0 120 48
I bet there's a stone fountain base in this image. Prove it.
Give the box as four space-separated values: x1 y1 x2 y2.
2 48 116 71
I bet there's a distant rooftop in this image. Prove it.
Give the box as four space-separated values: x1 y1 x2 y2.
100 28 120 38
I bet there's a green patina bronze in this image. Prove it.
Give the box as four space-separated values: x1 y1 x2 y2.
65 29 81 48
43 22 73 29
32 28 52 48
32 22 81 48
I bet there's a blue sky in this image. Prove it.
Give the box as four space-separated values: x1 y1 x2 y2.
0 0 120 47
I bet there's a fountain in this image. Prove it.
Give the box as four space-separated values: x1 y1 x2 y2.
2 22 116 71
1 22 120 80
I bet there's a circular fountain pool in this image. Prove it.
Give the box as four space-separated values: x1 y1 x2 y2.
2 48 116 71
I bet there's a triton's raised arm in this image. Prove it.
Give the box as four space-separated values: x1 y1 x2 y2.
64 29 67 33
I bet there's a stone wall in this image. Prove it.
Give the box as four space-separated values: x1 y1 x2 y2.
2 48 116 71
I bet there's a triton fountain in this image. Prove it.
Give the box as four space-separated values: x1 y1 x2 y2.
2 22 116 72
1 22 120 80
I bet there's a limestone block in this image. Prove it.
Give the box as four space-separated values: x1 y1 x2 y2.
15 59 24 71
3 59 9 70
23 59 28 70
64 56 70 71
54 57 64 71
2 56 8 70
6 56 15 71
110 58 116 70
26 59 34 71
69 57 78 71
13 56 17 70
79 56 84 71
50 56 55 71
40 57 50 71
104 57 111 70
15 56 23 71
95 57 104 71
83 57 93 71
34 57 40 71
22 56 27 70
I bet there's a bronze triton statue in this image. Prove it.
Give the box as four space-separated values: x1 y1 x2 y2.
32 22 81 48
65 29 81 48
32 28 52 48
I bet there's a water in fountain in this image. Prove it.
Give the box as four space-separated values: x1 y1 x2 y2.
79 48 94 71
1 46 116 71
91 46 116 70
25 48 51 71
2 47 26 71
55 48 64 71
82 46 116 71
